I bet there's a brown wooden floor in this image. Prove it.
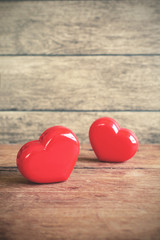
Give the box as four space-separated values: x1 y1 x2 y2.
0 144 160 240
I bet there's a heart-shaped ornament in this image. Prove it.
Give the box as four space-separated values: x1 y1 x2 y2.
89 117 138 162
17 126 79 183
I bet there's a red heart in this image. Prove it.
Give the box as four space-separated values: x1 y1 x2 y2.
89 117 138 162
17 126 79 183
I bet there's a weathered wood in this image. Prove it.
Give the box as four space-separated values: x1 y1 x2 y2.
0 56 160 110
1 169 160 240
0 0 160 54
0 144 160 240
0 144 160 169
0 111 160 143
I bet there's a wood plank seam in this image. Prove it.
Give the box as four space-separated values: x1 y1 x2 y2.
1 110 160 112
0 166 152 171
0 54 160 56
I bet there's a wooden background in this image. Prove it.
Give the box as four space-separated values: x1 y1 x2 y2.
0 0 160 144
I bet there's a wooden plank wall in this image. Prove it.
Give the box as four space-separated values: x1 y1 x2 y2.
0 0 160 144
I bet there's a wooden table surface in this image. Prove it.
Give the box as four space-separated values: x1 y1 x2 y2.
0 144 160 240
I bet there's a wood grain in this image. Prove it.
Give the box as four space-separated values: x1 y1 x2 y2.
0 111 160 143
0 56 160 111
1 169 160 240
0 144 160 169
0 144 160 240
0 0 160 54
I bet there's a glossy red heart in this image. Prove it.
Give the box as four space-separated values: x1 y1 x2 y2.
17 126 79 183
89 117 138 162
